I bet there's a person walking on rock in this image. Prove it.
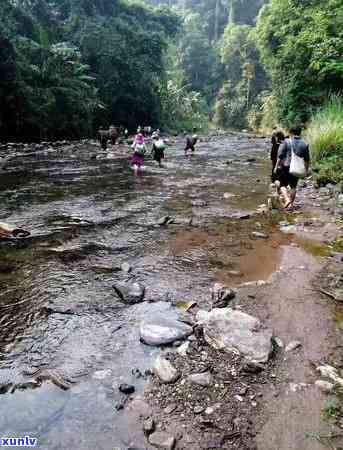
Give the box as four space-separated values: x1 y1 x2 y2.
274 126 310 210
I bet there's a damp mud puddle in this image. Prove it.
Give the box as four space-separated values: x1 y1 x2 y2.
0 134 341 449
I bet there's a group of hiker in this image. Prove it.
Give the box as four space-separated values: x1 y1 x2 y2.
98 125 198 175
270 125 310 211
98 121 310 211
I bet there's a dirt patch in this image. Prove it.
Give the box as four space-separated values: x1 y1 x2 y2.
145 341 279 450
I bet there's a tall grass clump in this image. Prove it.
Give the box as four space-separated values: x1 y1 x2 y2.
306 96 343 186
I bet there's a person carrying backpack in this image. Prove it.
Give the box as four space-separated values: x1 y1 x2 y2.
274 126 310 210
151 134 166 167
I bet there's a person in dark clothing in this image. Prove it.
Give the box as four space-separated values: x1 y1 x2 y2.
270 130 285 182
185 134 198 156
151 135 166 167
98 127 109 150
109 125 118 145
274 126 310 209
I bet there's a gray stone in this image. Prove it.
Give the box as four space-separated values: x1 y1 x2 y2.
121 262 132 273
211 283 236 308
149 431 176 450
140 316 193 346
194 405 205 414
158 216 171 226
177 341 190 356
315 380 334 394
192 199 207 207
242 360 265 373
143 417 155 435
252 231 269 239
164 404 177 414
197 308 273 363
153 356 180 384
273 337 284 348
285 340 302 352
119 383 135 395
188 371 213 387
113 282 145 304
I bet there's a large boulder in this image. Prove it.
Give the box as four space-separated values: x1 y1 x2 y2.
140 315 193 346
196 308 273 363
113 282 145 304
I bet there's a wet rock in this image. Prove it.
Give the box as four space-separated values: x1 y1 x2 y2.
211 283 236 308
192 199 207 207
121 262 132 273
177 341 190 357
251 231 268 239
194 405 205 414
315 380 334 394
197 308 273 363
93 369 112 380
115 399 127 411
317 365 343 387
132 368 143 379
113 282 145 304
273 337 284 348
242 360 265 373
119 383 135 395
228 270 242 277
158 216 171 226
143 417 155 435
153 355 180 384
188 371 213 387
140 316 193 346
43 304 75 315
238 386 248 396
232 212 251 220
148 431 175 450
285 340 302 352
164 404 177 414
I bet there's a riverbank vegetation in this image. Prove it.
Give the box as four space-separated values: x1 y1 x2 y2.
307 97 343 186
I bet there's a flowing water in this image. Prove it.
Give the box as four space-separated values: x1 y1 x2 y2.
0 135 280 448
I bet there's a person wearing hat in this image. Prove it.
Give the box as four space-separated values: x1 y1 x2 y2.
184 134 198 157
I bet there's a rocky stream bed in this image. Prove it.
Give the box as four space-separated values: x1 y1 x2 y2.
0 134 342 449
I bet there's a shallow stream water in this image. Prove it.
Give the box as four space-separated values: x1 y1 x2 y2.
0 135 283 449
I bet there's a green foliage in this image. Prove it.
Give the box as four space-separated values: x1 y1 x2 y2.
0 0 180 140
322 398 342 421
159 43 208 131
177 12 223 103
307 96 343 185
214 24 267 129
256 0 343 127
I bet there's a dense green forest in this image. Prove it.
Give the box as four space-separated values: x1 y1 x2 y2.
1 0 342 153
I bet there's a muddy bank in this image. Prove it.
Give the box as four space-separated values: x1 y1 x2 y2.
0 134 342 449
